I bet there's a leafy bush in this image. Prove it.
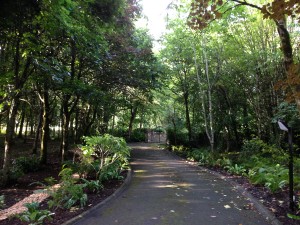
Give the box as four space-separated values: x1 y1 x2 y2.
8 165 24 182
294 158 300 188
247 164 288 193
167 129 189 147
129 128 147 142
15 202 54 225
225 164 246 176
241 138 265 155
215 157 232 168
9 155 41 182
99 161 126 181
14 155 41 173
109 128 146 142
47 167 87 209
79 134 130 181
240 139 288 165
81 178 103 193
171 145 189 158
187 148 205 162
0 195 5 209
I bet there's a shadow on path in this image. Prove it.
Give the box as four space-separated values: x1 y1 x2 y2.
71 143 274 225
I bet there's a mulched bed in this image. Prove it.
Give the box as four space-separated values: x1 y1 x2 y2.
0 138 126 225
0 165 126 225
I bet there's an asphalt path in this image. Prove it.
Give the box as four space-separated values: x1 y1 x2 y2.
71 143 274 225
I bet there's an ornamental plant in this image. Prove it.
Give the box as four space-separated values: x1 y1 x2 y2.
79 134 130 181
15 202 54 225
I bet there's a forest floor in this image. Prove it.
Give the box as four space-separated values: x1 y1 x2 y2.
0 139 299 224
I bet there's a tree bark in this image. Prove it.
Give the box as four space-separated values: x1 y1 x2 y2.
40 88 50 165
128 105 138 139
183 91 192 142
276 19 300 111
3 97 20 180
18 104 26 138
32 107 42 154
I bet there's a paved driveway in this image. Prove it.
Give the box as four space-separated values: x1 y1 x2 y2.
71 143 274 225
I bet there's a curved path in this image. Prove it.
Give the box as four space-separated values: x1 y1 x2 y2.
71 143 275 225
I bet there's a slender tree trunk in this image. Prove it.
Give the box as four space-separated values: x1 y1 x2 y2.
3 97 20 181
192 40 214 151
61 105 70 162
40 89 50 165
18 105 26 138
128 105 138 139
2 37 32 184
183 91 192 142
30 107 34 137
172 102 177 145
61 39 78 161
24 119 29 143
32 107 42 154
84 107 97 136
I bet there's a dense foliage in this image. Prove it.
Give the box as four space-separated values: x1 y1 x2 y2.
1 0 300 221
0 0 159 185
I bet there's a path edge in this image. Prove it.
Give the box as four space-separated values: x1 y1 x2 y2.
62 168 132 225
165 148 282 225
201 167 282 225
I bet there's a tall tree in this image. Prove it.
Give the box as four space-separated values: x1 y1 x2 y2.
0 0 39 182
188 0 300 112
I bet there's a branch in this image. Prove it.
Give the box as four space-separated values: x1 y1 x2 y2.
231 0 263 11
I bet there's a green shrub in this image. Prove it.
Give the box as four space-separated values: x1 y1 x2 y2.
225 164 246 176
215 157 232 168
0 195 5 209
81 178 103 193
79 134 130 181
8 165 24 182
129 129 147 142
187 148 205 162
241 138 265 155
171 145 189 158
15 202 54 225
166 129 189 147
294 158 300 188
240 139 288 165
8 155 41 182
247 164 288 193
47 167 87 209
14 155 41 173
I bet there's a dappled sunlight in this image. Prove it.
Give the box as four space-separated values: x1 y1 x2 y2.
134 169 147 173
154 182 195 189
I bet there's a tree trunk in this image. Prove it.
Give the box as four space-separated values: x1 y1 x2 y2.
40 89 50 165
32 107 42 154
128 105 138 139
84 107 97 136
18 105 26 138
276 19 300 111
202 42 214 152
2 37 32 184
61 106 70 162
60 39 79 161
3 97 20 182
183 91 192 142
24 118 29 143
